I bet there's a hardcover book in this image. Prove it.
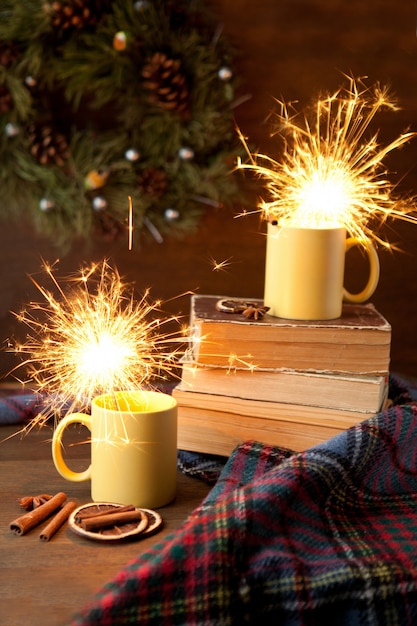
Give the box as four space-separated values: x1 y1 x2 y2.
178 358 388 413
173 387 384 456
189 295 391 374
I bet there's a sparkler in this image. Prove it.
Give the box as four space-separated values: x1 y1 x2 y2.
237 76 417 246
11 260 185 427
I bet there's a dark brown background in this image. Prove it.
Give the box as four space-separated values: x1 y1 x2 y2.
1 0 417 379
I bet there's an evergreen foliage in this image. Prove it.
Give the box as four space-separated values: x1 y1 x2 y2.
0 0 244 247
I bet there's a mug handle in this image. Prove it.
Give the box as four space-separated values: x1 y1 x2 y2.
343 237 380 303
51 413 92 482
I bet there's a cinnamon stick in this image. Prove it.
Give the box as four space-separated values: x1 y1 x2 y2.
75 504 135 524
9 492 67 536
39 501 77 542
81 508 146 532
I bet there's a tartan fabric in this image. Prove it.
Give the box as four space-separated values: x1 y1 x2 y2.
70 396 417 626
0 393 44 424
177 449 227 485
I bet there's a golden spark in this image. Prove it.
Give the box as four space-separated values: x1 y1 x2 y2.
11 260 185 426
209 256 234 272
237 76 417 246
128 195 134 251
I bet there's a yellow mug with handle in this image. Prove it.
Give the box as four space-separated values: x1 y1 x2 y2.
264 224 380 320
52 390 177 509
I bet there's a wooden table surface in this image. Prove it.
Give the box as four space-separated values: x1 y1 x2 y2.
0 422 212 626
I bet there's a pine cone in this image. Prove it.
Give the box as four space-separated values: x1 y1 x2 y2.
0 84 13 114
28 123 70 166
142 52 189 116
45 0 108 31
0 42 19 68
138 168 168 199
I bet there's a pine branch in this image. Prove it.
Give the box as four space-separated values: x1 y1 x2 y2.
0 0 245 247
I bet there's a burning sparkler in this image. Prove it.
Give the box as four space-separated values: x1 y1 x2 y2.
11 260 186 426
237 76 417 246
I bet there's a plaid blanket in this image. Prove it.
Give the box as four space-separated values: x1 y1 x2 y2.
0 393 44 424
68 377 417 626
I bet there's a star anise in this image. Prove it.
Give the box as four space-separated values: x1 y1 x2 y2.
242 305 270 320
18 493 53 511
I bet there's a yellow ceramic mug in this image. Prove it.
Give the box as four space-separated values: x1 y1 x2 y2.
264 224 380 320
52 390 177 508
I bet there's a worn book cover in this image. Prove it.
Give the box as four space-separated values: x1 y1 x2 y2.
189 294 391 374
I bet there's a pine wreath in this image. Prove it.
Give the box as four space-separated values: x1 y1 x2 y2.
0 0 245 247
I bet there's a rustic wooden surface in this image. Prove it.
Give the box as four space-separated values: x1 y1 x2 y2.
0 423 212 626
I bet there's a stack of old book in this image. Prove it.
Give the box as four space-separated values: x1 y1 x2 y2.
173 294 392 456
